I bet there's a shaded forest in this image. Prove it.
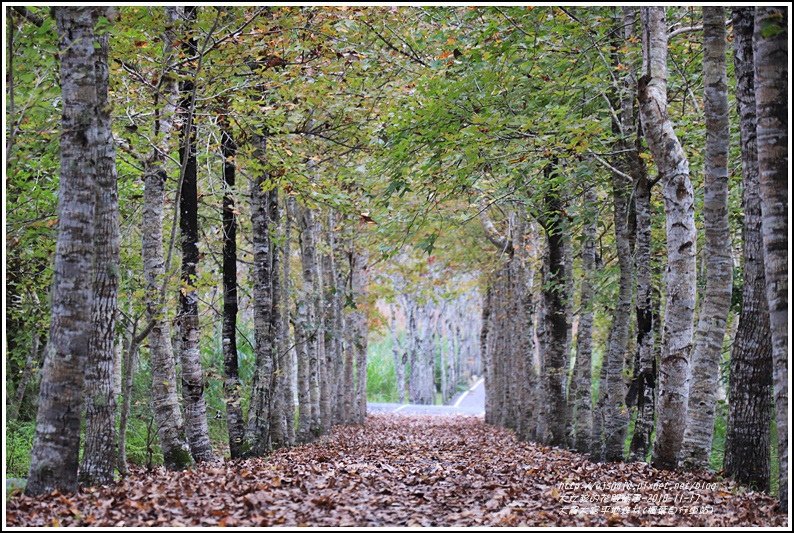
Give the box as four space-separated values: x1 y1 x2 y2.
4 5 790 527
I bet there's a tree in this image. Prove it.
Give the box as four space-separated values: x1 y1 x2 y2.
176 5 215 463
247 132 281 454
220 124 246 459
753 6 788 510
724 6 772 493
141 6 192 471
638 7 697 470
539 165 570 447
79 16 121 486
27 6 100 495
680 6 733 470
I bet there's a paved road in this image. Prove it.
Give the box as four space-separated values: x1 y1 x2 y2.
368 378 484 416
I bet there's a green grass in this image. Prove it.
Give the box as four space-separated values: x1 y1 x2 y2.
5 420 35 479
709 400 728 471
366 335 399 403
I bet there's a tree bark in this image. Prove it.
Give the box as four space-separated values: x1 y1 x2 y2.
220 126 246 459
80 27 120 485
753 6 788 510
639 7 697 470
628 168 656 461
267 191 287 450
680 6 733 470
139 6 192 472
247 133 279 454
390 306 407 403
724 7 773 493
280 202 295 445
176 5 214 463
27 7 99 496
297 205 323 435
540 165 570 447
572 188 596 453
350 244 370 423
602 152 633 462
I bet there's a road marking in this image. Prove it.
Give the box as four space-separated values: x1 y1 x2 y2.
394 404 409 412
453 378 484 408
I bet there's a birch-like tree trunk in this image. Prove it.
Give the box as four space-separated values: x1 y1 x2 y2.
350 244 370 423
26 7 99 495
80 27 120 485
724 7 773 492
280 199 296 444
138 7 193 471
247 133 279 454
628 167 655 461
176 5 214 463
390 306 407 403
297 205 322 435
753 6 788 510
572 189 596 453
680 6 733 470
220 126 245 458
602 153 632 463
639 7 697 470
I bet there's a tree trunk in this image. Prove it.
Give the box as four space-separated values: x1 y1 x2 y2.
540 165 569 447
572 188 596 453
27 7 99 496
680 6 733 470
297 205 322 436
326 211 347 424
268 189 286 448
753 6 788 510
350 244 370 423
639 7 697 470
280 198 295 445
139 6 192 472
724 7 773 493
176 5 214 464
602 162 632 463
80 28 120 485
220 126 246 459
390 306 407 403
629 169 655 461
247 133 278 453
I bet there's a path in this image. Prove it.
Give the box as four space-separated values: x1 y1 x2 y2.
6 415 784 527
368 378 485 416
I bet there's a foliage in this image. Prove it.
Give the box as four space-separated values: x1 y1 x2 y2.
365 335 399 403
5 421 36 479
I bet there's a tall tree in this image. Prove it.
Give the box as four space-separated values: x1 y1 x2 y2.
139 6 193 471
79 17 120 486
753 6 788 510
247 132 280 454
724 7 773 492
176 5 215 463
638 7 697 470
220 124 245 459
680 6 733 470
27 7 99 495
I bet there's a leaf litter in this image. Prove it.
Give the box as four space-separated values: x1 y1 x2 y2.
6 415 786 527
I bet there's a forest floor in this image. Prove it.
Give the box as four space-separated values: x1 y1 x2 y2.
5 415 786 527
